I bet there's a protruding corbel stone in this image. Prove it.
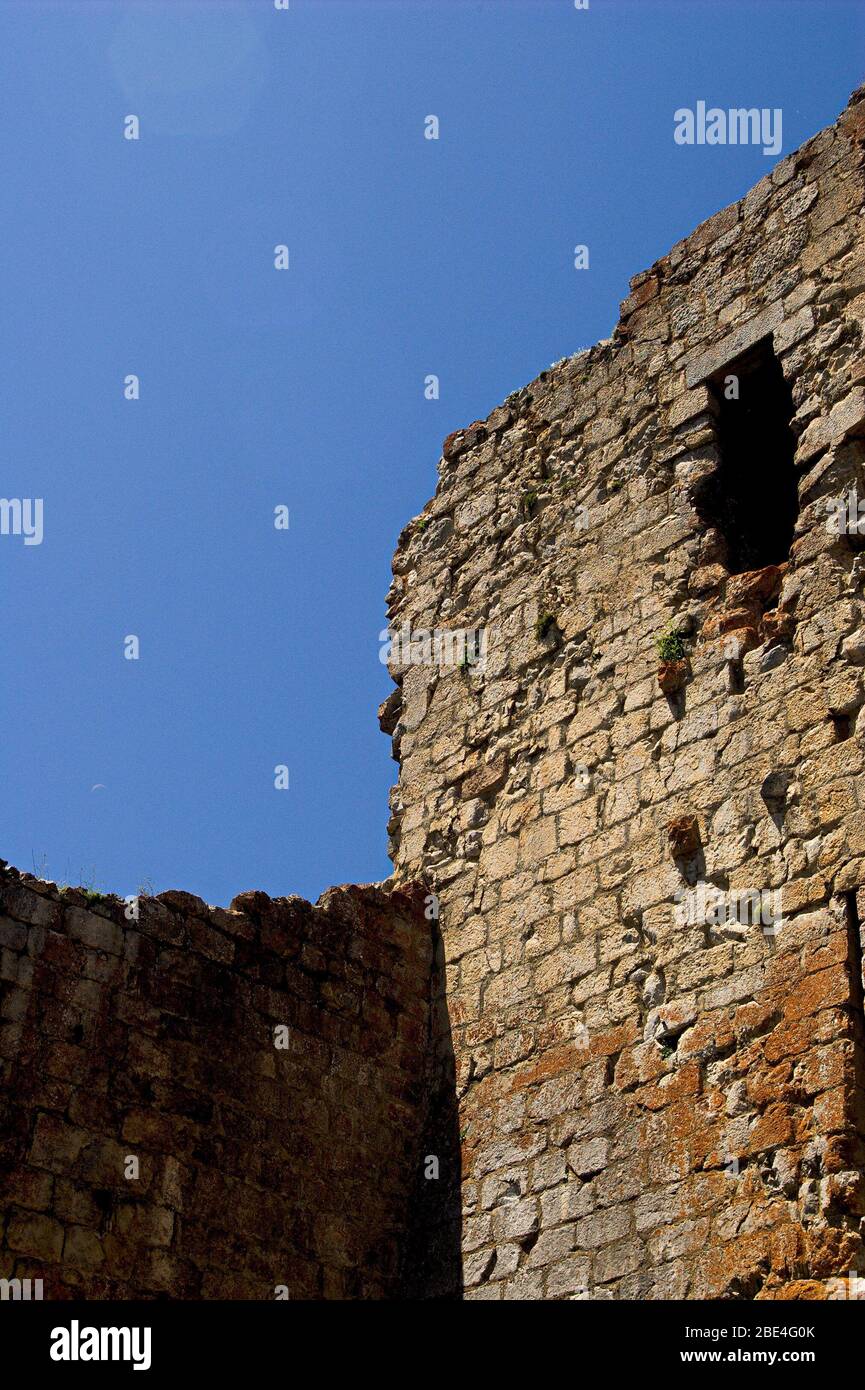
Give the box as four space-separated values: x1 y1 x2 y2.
378 689 402 736
666 814 701 858
657 658 688 694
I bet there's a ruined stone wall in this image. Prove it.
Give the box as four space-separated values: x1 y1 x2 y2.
384 86 865 1299
0 868 435 1299
2 91 863 1310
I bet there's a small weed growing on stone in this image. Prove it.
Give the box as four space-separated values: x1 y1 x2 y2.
656 627 687 662
81 888 113 906
535 612 557 641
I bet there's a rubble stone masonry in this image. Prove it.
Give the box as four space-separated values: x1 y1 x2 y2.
0 872 436 1298
1 86 864 1303
384 84 865 1298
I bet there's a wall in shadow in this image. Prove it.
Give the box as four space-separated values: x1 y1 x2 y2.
400 920 463 1299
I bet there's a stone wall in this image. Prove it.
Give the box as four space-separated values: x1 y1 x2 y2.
2 88 863 1307
383 85 865 1298
0 867 440 1299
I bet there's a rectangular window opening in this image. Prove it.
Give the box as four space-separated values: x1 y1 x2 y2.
694 336 798 575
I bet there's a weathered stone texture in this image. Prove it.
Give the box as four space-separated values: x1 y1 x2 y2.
2 86 863 1304
384 85 865 1298
0 870 436 1299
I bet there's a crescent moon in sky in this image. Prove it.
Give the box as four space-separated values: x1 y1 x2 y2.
91 784 106 791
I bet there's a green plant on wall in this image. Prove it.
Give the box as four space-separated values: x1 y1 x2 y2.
655 626 687 662
459 631 483 675
521 490 539 519
535 611 556 641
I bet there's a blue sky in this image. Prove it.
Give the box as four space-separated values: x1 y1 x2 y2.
1 0 862 906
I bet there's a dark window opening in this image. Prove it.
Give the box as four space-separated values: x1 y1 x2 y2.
695 337 798 574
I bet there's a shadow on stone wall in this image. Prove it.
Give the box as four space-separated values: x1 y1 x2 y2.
400 922 463 1299
0 869 447 1300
